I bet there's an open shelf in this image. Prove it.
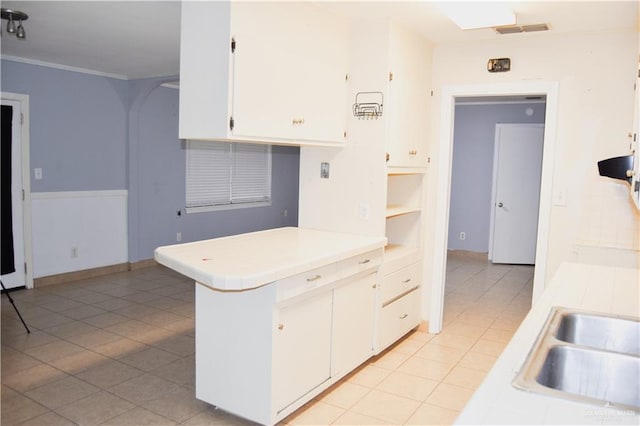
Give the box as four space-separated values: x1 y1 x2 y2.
384 171 424 267
386 205 422 218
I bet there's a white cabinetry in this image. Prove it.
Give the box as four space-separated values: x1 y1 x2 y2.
379 171 426 352
273 291 332 411
331 272 377 377
385 170 426 263
179 1 348 146
298 19 432 354
378 262 422 351
194 248 382 425
386 23 432 168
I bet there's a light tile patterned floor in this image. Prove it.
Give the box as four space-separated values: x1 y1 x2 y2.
1 251 533 425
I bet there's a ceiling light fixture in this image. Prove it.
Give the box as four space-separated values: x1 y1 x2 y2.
439 2 516 30
1 8 28 40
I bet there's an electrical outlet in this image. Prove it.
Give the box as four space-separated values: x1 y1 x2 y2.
34 168 43 180
281 209 288 217
176 232 182 242
459 232 466 241
70 247 79 258
359 203 370 220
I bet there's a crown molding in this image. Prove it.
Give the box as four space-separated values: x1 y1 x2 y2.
1 55 130 80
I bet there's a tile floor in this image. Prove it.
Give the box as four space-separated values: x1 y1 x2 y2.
1 251 533 425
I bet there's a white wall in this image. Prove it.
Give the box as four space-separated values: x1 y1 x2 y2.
427 30 639 287
31 191 128 277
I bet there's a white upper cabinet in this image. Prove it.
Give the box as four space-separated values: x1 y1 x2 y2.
386 23 432 168
179 1 349 146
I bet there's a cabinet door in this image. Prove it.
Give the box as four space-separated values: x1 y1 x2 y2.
230 2 347 144
179 1 233 140
386 24 431 167
273 291 332 413
331 273 377 377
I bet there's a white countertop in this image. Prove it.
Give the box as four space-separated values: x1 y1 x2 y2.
456 262 640 425
154 227 387 290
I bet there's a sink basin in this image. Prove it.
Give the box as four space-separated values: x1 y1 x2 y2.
536 345 640 409
555 312 640 355
513 307 640 412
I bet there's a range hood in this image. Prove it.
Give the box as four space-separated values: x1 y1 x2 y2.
597 155 634 183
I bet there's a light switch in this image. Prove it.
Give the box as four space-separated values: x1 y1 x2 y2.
34 168 43 180
320 162 330 179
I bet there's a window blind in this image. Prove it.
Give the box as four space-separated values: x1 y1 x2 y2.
186 141 271 210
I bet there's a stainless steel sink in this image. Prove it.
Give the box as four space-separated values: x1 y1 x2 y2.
536 345 640 409
555 312 640 355
513 307 640 412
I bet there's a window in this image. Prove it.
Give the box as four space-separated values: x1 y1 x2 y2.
186 141 272 213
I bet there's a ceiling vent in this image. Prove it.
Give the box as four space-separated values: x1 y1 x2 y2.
495 23 550 35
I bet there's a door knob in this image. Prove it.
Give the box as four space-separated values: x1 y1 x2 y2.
497 202 504 208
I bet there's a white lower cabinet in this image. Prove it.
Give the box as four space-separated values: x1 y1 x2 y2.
331 272 377 377
273 291 332 412
379 287 421 350
378 261 422 352
194 250 383 426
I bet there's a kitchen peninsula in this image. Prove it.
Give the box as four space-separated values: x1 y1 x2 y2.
155 227 388 425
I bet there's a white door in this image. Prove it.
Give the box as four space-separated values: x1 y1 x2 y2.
489 124 544 264
1 99 26 289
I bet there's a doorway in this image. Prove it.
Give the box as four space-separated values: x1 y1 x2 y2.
429 82 559 334
1 92 33 289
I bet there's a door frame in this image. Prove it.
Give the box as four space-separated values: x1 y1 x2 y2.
1 92 33 289
488 123 545 263
429 81 559 334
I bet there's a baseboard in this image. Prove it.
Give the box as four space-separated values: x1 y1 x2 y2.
129 258 159 270
448 250 489 261
33 259 159 287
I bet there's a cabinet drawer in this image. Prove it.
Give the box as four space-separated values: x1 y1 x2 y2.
381 262 421 303
276 263 337 303
336 249 384 279
379 288 421 350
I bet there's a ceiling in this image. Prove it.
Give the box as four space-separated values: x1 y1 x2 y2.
1 1 638 80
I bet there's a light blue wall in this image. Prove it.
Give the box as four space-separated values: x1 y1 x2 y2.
128 79 299 261
1 60 300 262
1 60 128 191
448 102 546 252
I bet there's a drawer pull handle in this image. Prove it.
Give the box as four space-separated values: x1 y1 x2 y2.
359 259 371 265
306 275 322 282
400 314 408 319
402 278 412 284
278 323 284 330
372 284 377 289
